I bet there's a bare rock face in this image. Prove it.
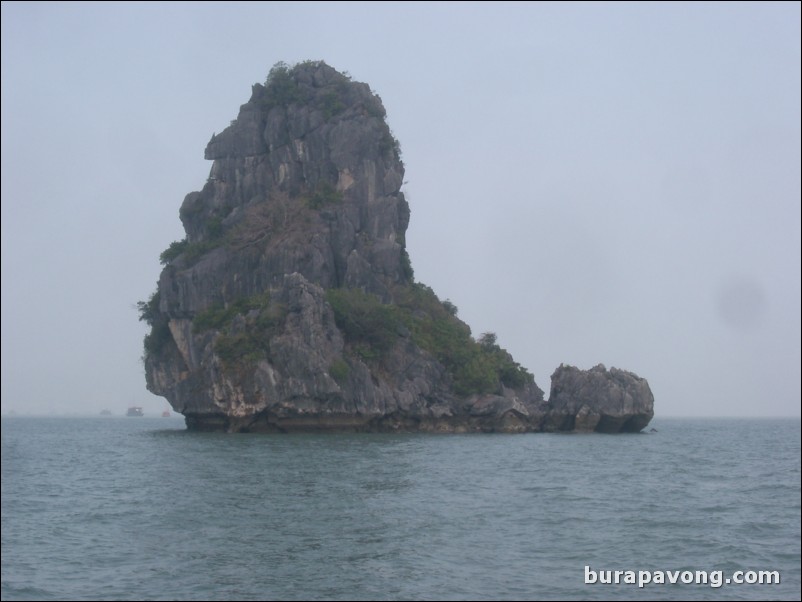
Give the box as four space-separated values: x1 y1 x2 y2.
545 364 655 433
140 61 654 433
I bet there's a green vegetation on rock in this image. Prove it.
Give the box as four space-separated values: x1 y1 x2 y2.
192 292 285 369
159 217 228 266
192 292 272 333
137 290 161 325
329 358 351 385
137 290 171 359
327 288 403 362
143 323 171 358
262 61 350 121
262 62 303 110
326 284 533 396
306 182 343 210
159 240 189 265
319 90 346 120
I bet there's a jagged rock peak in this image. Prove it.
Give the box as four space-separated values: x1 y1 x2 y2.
204 61 394 163
160 60 411 315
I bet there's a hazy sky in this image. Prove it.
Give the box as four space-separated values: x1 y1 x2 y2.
2 2 800 417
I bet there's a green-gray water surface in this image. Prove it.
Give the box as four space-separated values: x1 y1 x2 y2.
2 417 800 600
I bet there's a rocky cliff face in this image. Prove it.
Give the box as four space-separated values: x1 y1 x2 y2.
140 61 654 433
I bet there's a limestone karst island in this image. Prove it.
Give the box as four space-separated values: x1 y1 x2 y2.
139 61 654 433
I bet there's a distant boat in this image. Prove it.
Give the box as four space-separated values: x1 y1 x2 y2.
126 406 144 417
161 410 171 418
100 409 112 416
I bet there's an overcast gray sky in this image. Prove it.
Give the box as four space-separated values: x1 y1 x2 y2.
2 2 799 417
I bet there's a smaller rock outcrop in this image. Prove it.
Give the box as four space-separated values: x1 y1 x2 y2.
545 364 654 433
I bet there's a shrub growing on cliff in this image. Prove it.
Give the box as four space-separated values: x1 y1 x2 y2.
193 303 238 333
137 290 171 359
190 291 285 370
364 96 386 120
262 62 303 110
158 217 229 266
143 323 171 357
378 129 402 161
159 240 189 265
479 332 497 349
214 331 265 367
193 292 273 333
137 291 161 325
205 216 224 240
306 182 343 210
213 305 284 369
400 249 414 282
442 299 458 316
329 358 351 385
326 288 403 357
319 90 346 120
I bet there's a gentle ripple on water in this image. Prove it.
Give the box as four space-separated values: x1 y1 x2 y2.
1 417 800 600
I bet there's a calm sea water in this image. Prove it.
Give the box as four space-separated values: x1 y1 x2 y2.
1 417 799 601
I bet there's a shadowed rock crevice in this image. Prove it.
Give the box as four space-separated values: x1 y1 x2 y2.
140 60 654 433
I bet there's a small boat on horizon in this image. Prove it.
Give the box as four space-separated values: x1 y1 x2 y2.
161 410 171 417
126 406 144 417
